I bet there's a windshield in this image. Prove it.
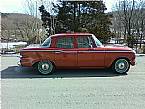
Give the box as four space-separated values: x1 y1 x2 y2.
41 37 51 47
92 34 103 46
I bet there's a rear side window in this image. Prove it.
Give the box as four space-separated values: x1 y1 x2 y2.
56 37 74 48
41 37 51 47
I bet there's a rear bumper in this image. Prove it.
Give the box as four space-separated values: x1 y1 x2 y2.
19 57 33 67
17 61 21 66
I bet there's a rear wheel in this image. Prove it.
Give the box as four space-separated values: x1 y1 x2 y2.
112 59 130 74
37 61 54 75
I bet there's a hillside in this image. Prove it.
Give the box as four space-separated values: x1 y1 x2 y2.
1 13 42 42
1 13 41 30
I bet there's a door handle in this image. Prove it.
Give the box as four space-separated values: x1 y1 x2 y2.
55 50 62 54
55 51 61 54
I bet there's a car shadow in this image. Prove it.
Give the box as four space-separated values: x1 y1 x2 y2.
1 66 127 79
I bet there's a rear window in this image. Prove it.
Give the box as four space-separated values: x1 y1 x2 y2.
41 37 51 47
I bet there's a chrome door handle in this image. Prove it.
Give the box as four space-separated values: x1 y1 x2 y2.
55 51 61 54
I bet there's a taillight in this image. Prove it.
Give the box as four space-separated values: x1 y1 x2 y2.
20 51 28 58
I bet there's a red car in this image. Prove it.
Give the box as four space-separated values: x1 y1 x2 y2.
20 33 136 75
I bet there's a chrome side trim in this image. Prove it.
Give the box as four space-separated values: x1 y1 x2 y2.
62 51 77 53
78 51 132 53
21 50 62 52
21 50 132 53
106 51 132 53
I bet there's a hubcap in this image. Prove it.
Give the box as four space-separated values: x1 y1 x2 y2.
38 61 53 75
41 63 49 70
115 59 129 73
118 62 125 69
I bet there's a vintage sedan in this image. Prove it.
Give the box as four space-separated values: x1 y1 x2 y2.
20 33 136 75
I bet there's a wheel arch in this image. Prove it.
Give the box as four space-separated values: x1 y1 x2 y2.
110 57 130 68
32 60 56 68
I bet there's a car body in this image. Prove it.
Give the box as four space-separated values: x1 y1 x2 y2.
20 33 136 75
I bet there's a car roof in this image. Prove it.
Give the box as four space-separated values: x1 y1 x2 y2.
51 33 93 37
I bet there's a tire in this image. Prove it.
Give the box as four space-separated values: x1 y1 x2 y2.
112 59 130 74
37 61 54 75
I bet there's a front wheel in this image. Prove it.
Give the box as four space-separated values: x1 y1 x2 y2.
112 59 130 74
37 61 54 75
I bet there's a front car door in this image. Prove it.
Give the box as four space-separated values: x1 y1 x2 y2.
54 35 77 68
77 35 105 68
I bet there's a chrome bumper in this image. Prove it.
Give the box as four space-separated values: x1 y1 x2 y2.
17 61 21 66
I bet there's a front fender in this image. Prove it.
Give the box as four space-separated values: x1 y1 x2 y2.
105 53 133 68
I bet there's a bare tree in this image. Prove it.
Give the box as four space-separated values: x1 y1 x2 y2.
132 0 145 48
12 0 44 44
112 0 145 49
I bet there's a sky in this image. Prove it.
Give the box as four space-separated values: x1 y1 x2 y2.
0 0 117 13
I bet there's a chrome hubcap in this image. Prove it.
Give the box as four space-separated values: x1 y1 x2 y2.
118 62 125 69
38 61 53 75
115 59 129 73
41 63 49 70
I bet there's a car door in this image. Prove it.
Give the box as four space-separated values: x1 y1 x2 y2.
77 35 105 67
54 36 77 68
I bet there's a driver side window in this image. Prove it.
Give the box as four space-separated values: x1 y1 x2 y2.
77 36 93 48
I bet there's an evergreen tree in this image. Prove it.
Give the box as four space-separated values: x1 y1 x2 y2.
39 5 51 35
41 1 112 43
53 1 112 43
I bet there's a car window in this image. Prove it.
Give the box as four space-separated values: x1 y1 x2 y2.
92 34 103 46
56 37 74 48
41 37 51 47
77 36 93 48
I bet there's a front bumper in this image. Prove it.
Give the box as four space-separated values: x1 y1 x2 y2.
130 60 135 66
130 56 136 66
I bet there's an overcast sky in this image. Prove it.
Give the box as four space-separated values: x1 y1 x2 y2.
0 0 117 13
